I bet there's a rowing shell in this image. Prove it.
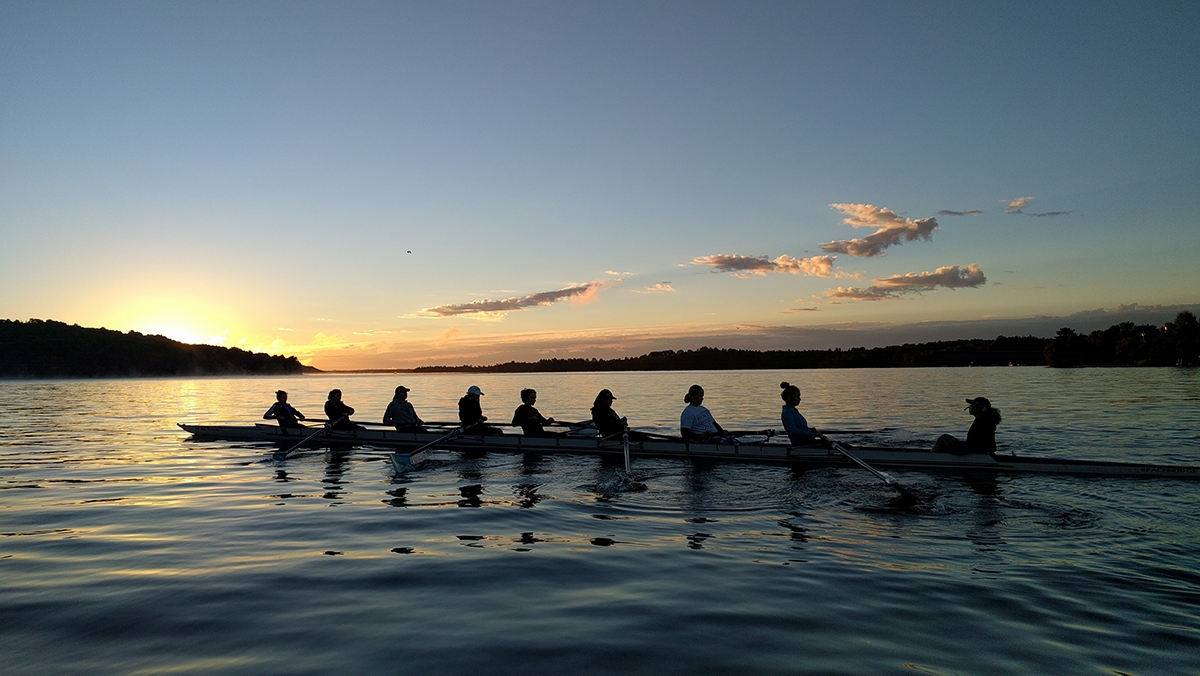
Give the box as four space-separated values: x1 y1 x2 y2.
177 422 1200 479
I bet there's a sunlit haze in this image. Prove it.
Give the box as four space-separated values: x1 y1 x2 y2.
2 2 1197 369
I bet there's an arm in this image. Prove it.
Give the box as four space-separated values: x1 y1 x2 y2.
705 408 724 434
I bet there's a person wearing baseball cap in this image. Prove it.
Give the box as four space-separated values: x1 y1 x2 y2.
382 385 425 432
932 397 1002 455
459 385 502 435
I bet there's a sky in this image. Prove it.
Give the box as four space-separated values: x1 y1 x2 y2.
2 1 1198 369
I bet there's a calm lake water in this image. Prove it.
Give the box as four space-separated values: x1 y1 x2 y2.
2 368 1198 674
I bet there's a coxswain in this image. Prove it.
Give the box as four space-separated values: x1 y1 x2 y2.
932 397 1002 455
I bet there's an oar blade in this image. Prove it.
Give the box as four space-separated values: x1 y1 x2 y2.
390 450 429 473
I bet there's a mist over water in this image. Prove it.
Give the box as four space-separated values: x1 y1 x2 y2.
2 368 1198 674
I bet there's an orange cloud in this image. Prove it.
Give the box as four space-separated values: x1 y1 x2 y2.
826 264 987 301
1005 196 1032 213
416 280 618 319
821 203 939 257
692 253 835 277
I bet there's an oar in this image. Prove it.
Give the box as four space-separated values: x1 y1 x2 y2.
305 418 460 429
633 430 682 441
546 420 590 428
820 429 881 435
389 423 478 472
622 423 631 473
820 436 917 502
273 416 346 460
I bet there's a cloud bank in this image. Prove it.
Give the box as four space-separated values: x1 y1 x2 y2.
821 203 938 257
826 264 987 301
419 280 615 318
692 253 835 278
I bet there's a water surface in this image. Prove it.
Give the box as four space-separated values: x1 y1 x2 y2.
2 368 1198 674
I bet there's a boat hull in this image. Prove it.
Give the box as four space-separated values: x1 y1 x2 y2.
178 423 1200 479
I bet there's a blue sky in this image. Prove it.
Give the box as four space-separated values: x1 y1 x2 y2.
2 1 1198 368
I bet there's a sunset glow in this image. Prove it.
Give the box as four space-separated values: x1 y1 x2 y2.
2 3 1197 369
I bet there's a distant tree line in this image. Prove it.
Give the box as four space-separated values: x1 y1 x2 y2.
5 312 1196 378
413 311 1200 373
415 336 1051 373
0 319 304 378
1042 311 1199 367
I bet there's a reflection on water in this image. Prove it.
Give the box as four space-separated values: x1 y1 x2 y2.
0 369 1198 673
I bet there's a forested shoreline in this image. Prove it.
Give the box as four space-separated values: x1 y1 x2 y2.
3 312 1196 378
0 319 303 378
411 311 1200 373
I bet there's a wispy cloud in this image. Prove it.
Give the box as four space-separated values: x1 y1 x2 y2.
352 328 411 336
692 253 835 278
820 203 938 257
417 280 617 319
605 270 633 276
643 282 675 292
826 264 987 301
1005 196 1070 217
1005 196 1032 213
938 209 983 217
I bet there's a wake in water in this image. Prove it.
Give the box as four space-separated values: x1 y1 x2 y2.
593 470 647 493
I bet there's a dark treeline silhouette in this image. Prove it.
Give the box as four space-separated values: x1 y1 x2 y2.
413 312 1200 373
414 336 1051 373
1043 311 1199 367
0 319 304 378
7 313 1196 378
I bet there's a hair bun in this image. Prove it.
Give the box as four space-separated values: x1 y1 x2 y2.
780 381 790 389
